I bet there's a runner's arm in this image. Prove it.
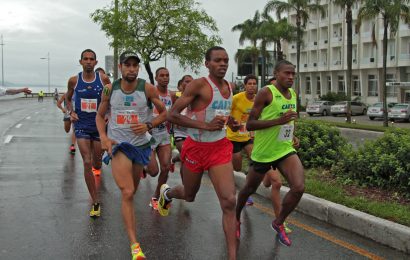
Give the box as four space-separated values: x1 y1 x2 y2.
100 73 111 85
96 84 111 140
56 94 66 113
65 76 78 121
5 87 32 95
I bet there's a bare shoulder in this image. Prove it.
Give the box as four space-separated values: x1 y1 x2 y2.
67 75 78 87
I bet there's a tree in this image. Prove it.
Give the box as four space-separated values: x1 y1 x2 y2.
232 11 262 79
334 0 360 124
356 0 410 127
91 0 221 84
264 0 325 117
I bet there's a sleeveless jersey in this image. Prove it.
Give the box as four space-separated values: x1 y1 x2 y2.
186 77 232 142
107 78 153 146
73 72 104 131
173 107 188 138
151 88 172 136
227 91 254 142
251 85 297 163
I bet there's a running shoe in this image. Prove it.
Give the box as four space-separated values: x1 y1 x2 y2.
271 221 291 246
69 144 76 154
246 196 254 206
169 162 175 173
131 242 146 260
92 167 101 176
236 221 241 239
90 203 101 218
158 184 172 216
149 197 158 210
284 222 293 234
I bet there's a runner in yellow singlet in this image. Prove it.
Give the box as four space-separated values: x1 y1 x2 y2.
235 60 304 247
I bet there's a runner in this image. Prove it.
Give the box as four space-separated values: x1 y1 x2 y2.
65 49 111 217
0 86 31 96
56 93 76 154
96 51 166 260
145 67 175 210
227 74 257 206
170 75 193 173
158 46 238 260
235 60 304 247
53 88 59 103
38 90 44 102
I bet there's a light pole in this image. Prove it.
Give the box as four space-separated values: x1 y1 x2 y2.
40 52 50 93
1 34 4 86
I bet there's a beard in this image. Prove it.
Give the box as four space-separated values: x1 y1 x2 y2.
123 74 137 83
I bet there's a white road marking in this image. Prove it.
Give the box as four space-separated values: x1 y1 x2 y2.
4 135 13 144
15 124 22 129
26 116 31 120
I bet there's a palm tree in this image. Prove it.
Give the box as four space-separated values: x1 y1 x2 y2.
232 11 262 78
264 0 325 116
357 0 410 127
334 0 360 123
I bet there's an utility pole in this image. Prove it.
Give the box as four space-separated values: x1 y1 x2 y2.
113 0 119 80
1 35 4 86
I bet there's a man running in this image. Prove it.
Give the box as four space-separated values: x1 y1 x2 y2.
236 60 304 247
65 49 111 217
146 67 175 210
56 93 76 154
227 74 257 205
158 46 238 260
170 75 193 173
96 51 166 260
0 86 31 96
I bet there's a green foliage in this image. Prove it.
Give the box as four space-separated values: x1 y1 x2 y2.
319 91 348 102
295 120 349 169
91 0 221 71
331 128 410 196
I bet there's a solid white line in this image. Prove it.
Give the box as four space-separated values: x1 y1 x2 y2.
15 124 22 129
4 135 13 144
26 116 31 120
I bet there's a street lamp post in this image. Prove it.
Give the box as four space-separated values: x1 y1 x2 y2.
40 52 50 94
1 34 4 86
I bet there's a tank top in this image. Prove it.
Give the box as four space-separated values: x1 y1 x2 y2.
107 78 153 146
251 85 297 163
151 88 172 136
186 77 232 142
73 72 104 131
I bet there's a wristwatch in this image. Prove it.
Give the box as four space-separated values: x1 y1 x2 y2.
145 122 153 131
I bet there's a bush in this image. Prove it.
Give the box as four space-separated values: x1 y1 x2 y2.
295 120 350 169
331 128 410 196
319 92 347 102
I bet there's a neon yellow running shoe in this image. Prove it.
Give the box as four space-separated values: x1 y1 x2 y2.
131 243 146 260
89 203 101 218
284 221 293 234
158 184 172 216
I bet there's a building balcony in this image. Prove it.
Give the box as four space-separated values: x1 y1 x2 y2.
330 36 343 46
361 31 372 42
319 19 328 27
399 24 410 37
319 39 329 48
400 53 410 60
331 13 343 24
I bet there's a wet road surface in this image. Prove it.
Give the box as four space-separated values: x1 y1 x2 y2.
0 98 408 259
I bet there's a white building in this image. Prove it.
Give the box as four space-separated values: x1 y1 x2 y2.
284 0 410 105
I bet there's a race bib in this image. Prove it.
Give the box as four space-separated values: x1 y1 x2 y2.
80 98 97 113
115 110 138 127
278 124 294 141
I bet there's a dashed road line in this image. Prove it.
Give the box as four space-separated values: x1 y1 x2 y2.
4 135 13 144
15 124 22 129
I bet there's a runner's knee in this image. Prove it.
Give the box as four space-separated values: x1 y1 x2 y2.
121 187 136 201
289 182 305 195
271 179 282 190
220 194 236 212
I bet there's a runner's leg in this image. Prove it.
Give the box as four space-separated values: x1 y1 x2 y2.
76 138 98 203
146 150 159 177
266 169 282 218
208 163 237 260
153 144 171 198
166 163 203 201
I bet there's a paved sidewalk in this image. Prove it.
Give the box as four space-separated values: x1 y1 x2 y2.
234 171 410 254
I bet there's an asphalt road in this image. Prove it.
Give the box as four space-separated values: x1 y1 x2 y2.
0 98 408 259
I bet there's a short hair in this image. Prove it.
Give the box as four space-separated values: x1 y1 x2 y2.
81 49 96 60
177 79 183 87
155 67 168 77
274 60 294 72
268 77 276 83
181 75 193 82
95 67 105 74
205 46 226 61
244 74 257 85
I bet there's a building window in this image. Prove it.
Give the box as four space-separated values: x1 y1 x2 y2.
316 76 321 95
327 76 332 93
353 75 361 96
306 77 311 94
368 75 378 96
338 76 345 94
386 74 397 97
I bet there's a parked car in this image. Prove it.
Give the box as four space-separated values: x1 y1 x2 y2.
388 103 410 122
306 101 334 116
330 101 367 116
367 102 398 120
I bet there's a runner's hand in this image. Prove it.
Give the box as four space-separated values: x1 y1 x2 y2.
70 111 79 122
130 123 149 135
101 137 117 156
279 110 297 124
227 117 240 131
292 136 300 148
207 116 225 131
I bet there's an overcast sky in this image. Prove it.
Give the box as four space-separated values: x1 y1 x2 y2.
0 0 270 89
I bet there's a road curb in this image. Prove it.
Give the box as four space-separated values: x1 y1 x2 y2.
233 171 410 254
